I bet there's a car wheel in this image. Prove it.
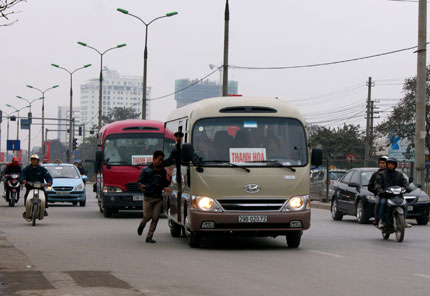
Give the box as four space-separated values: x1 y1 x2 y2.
416 215 429 225
79 200 86 207
356 200 369 224
331 199 343 221
286 231 302 248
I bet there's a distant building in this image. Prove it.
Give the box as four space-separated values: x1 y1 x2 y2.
174 79 238 108
80 68 150 129
57 106 80 144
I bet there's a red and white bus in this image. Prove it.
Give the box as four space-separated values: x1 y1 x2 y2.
95 120 166 217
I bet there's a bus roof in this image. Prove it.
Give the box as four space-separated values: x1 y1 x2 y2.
99 120 164 139
165 96 305 124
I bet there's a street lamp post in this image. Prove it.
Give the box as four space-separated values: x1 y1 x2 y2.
5 104 27 140
27 84 59 158
51 64 91 163
17 96 43 163
77 42 126 131
117 8 178 120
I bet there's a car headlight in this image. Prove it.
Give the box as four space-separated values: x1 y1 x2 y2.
103 186 123 193
282 195 309 211
418 195 430 202
46 186 53 191
191 196 223 212
366 195 376 201
75 183 85 191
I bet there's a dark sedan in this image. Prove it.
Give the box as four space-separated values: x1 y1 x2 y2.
331 168 430 225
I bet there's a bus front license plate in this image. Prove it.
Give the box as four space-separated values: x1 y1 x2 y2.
238 215 267 223
133 195 143 201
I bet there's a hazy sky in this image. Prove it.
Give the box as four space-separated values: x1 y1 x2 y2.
0 0 425 153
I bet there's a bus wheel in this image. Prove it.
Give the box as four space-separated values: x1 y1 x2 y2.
188 231 201 248
103 206 113 218
286 231 302 248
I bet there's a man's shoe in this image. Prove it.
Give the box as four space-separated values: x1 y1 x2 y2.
405 223 413 228
22 212 26 219
145 237 156 243
137 223 144 236
44 210 48 217
378 221 384 229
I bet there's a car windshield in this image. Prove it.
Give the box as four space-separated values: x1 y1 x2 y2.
104 133 163 166
46 166 80 179
192 117 307 166
329 171 346 180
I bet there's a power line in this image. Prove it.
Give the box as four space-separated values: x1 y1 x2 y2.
229 43 427 70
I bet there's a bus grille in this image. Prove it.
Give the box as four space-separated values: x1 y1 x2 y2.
218 199 286 212
126 182 140 193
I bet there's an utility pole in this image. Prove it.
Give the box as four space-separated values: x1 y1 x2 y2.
415 0 427 187
222 0 230 96
364 77 374 166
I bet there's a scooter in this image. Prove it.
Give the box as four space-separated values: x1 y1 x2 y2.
23 182 47 226
380 186 407 242
4 174 21 207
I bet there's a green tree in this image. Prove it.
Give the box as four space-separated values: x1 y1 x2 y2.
102 107 140 125
309 124 365 159
375 66 430 158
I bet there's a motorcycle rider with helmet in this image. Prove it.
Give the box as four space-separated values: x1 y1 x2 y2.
20 154 53 217
2 157 22 198
374 157 411 229
368 156 388 226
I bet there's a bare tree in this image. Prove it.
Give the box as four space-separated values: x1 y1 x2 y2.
0 0 26 27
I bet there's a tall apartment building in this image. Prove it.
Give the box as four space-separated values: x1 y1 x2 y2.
56 106 80 143
80 68 150 130
174 79 238 108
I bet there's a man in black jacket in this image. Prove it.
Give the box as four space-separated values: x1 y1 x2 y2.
21 154 53 216
374 157 411 228
368 156 388 225
163 131 184 167
137 150 171 243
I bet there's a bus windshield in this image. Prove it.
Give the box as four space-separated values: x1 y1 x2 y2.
192 117 307 166
103 133 163 166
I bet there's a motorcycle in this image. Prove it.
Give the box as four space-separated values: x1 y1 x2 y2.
3 174 21 207
380 186 407 242
23 182 47 226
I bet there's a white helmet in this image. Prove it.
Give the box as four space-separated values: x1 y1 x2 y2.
30 154 39 160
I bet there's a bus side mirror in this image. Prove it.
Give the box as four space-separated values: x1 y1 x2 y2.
311 148 323 167
182 143 194 163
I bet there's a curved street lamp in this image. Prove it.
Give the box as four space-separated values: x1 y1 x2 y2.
17 96 43 163
51 63 91 163
117 8 178 120
5 104 29 142
26 84 59 158
77 42 126 131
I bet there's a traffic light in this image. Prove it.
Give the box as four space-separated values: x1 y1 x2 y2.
10 115 16 122
28 112 32 124
73 138 78 150
78 126 82 136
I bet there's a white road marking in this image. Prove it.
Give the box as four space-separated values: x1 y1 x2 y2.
307 250 345 258
413 273 430 280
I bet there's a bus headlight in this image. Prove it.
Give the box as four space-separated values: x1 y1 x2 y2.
103 186 123 193
191 196 223 212
282 195 308 211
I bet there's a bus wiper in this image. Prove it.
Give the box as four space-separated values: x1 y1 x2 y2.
203 160 250 173
249 160 296 172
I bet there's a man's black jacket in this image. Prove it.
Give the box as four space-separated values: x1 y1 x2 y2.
374 169 410 195
21 165 53 184
368 168 384 194
137 164 170 198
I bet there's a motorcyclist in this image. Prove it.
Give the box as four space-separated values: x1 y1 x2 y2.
368 156 388 226
2 157 22 198
374 157 411 229
21 154 53 217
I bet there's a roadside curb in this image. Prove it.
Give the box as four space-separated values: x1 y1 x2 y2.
310 201 331 211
